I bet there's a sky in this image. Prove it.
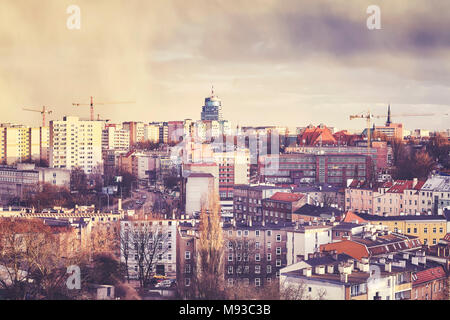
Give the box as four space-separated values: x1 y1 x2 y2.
0 0 449 132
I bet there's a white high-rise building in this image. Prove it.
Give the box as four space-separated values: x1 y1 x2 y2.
102 124 130 151
49 116 103 174
144 124 160 143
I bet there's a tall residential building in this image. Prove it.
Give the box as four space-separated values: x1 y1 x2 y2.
201 87 222 121
213 149 251 200
144 123 161 143
123 121 145 145
102 124 130 151
49 116 103 174
0 124 49 165
167 121 185 144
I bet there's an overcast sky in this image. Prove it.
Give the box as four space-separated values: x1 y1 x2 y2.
1 0 449 132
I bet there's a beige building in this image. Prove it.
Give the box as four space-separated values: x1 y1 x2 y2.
49 116 103 174
102 124 130 151
0 124 49 165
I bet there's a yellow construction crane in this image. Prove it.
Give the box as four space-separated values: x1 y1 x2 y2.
350 105 437 148
23 106 53 127
349 109 373 150
72 96 135 121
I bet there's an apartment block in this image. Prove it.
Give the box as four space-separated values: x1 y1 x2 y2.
259 153 373 186
49 116 103 174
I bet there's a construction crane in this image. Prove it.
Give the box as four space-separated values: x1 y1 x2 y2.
23 106 53 127
96 114 110 122
350 105 438 149
72 96 134 121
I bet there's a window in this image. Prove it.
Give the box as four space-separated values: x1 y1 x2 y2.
185 251 191 260
267 230 272 237
424 228 428 234
255 242 260 250
276 259 281 267
276 247 281 255
185 278 190 286
227 278 234 286
255 230 260 237
255 253 260 262
267 265 272 273
276 234 281 242
255 265 261 274
185 264 191 274
255 278 261 287
267 253 272 261
228 266 233 274
228 253 233 261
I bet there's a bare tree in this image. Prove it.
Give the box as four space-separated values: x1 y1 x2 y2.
120 220 171 288
279 278 326 300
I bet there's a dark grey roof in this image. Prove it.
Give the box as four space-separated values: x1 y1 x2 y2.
294 204 343 217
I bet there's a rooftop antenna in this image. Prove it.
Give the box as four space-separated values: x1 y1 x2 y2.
211 85 215 96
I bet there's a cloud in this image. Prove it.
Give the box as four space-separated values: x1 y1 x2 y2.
0 0 449 131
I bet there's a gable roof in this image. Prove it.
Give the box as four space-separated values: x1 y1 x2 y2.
412 266 446 285
269 192 305 202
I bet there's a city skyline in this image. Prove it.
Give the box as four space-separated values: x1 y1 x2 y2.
1 0 450 131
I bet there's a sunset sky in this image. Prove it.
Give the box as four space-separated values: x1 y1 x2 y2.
1 0 449 132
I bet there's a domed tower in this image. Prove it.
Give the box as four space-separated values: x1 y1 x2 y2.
201 86 222 121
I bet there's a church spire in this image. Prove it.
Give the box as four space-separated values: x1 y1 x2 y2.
386 104 391 126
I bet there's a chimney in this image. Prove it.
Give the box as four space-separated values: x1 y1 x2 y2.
413 178 418 188
418 255 427 265
327 265 335 274
303 268 312 277
118 198 122 211
315 265 326 275
384 262 392 272
249 219 252 227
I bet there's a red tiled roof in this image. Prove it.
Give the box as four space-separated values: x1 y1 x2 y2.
298 126 337 146
443 233 450 242
386 180 426 193
413 266 446 285
321 240 369 260
269 192 305 202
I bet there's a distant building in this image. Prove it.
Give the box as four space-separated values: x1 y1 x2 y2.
0 124 49 165
102 124 130 151
0 163 70 204
259 153 373 186
123 121 145 145
49 116 103 174
233 184 291 223
201 87 222 121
